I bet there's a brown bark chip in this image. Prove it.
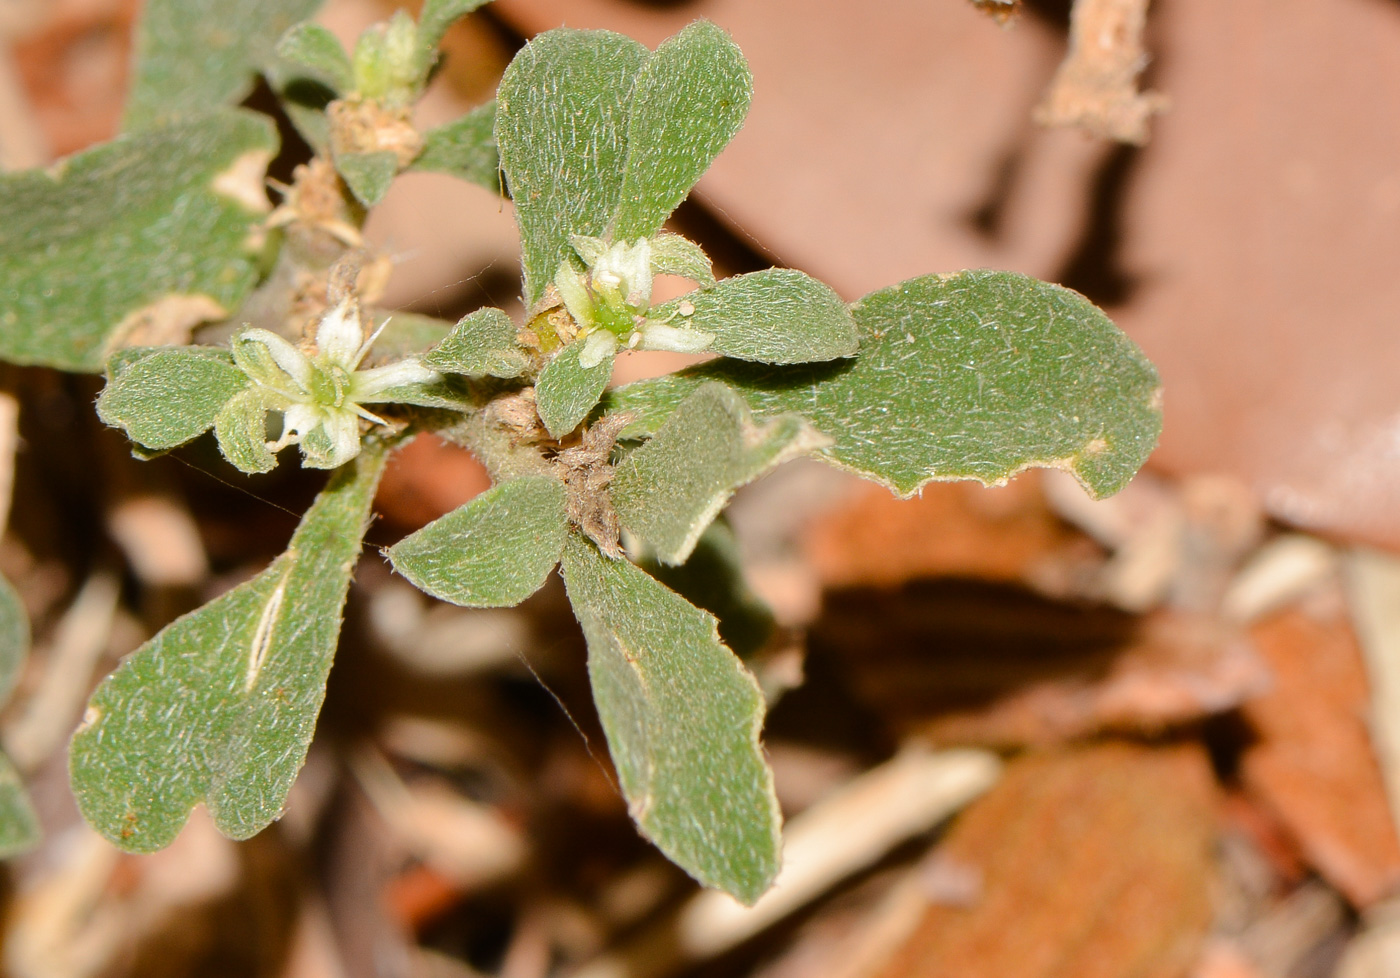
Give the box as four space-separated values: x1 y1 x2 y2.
871 743 1217 978
1240 608 1400 907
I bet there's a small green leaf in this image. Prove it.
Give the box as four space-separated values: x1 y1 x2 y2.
413 102 501 194
0 755 39 858
0 110 276 372
357 373 471 410
276 21 354 94
641 521 774 660
496 29 647 306
423 307 528 378
651 268 857 364
214 389 277 474
560 536 780 904
611 20 752 242
0 572 30 707
125 0 322 131
417 0 493 60
535 341 614 439
97 347 249 451
610 271 1162 498
649 232 715 286
612 383 824 564
389 476 567 607
369 310 454 360
335 149 399 207
70 445 387 852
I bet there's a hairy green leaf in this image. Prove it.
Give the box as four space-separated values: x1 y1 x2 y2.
125 0 322 131
611 21 751 242
335 149 399 207
417 0 493 61
649 232 715 286
423 307 528 378
0 755 39 858
0 572 30 708
70 445 387 852
369 310 454 360
496 29 647 306
560 536 780 904
640 521 774 661
98 348 249 451
535 341 613 439
609 271 1162 498
389 476 567 607
613 383 824 564
651 269 857 364
214 390 277 474
0 110 275 371
275 21 353 94
413 102 501 193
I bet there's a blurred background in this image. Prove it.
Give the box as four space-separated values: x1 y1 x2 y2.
1 0 1400 975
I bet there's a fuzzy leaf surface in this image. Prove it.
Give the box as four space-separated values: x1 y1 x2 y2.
414 102 500 192
336 150 399 207
496 29 647 305
369 310 454 359
640 521 774 661
417 0 493 59
0 573 29 708
560 536 780 904
611 21 751 241
70 446 386 852
125 0 321 130
651 269 857 364
275 21 353 94
214 390 277 474
98 348 249 450
649 233 714 286
609 271 1162 498
0 110 275 371
613 383 824 564
536 341 614 439
389 476 567 607
0 755 39 858
423 307 528 378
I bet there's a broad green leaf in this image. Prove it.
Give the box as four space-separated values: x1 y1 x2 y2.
417 0 493 58
275 21 353 94
651 269 857 364
609 271 1162 499
423 307 528 378
0 755 39 858
335 150 399 207
97 348 249 451
413 102 501 193
535 341 614 439
612 383 824 564
214 390 277 474
560 536 780 904
0 110 276 372
650 232 715 286
0 572 30 707
389 476 567 607
496 29 647 306
641 521 774 661
0 576 38 858
610 21 751 242
70 445 387 852
370 310 454 360
125 0 322 131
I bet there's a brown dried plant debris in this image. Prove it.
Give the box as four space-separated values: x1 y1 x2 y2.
1034 0 1168 144
1240 607 1400 908
328 95 424 167
968 0 1021 26
554 413 633 560
870 743 1217 978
